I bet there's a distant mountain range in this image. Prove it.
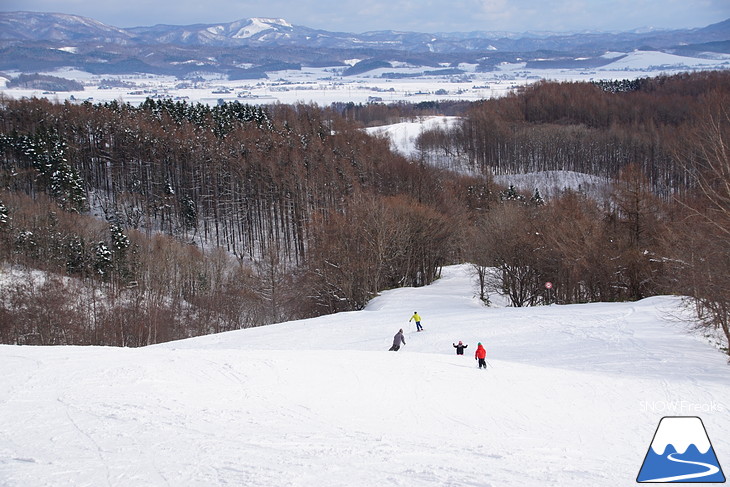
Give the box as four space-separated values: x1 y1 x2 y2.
1 11 729 78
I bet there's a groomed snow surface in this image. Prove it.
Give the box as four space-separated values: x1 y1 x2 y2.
1 264 728 486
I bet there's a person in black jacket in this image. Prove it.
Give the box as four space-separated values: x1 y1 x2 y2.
453 340 468 355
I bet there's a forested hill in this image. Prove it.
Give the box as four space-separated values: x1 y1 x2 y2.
416 71 730 198
0 71 728 352
0 97 473 345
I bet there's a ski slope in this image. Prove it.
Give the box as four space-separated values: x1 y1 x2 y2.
1 264 728 486
366 116 462 157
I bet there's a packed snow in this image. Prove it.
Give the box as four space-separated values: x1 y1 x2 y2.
366 116 461 157
1 264 728 486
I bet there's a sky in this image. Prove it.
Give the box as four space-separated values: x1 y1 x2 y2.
1 0 729 33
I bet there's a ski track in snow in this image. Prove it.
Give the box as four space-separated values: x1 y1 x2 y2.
1 264 728 486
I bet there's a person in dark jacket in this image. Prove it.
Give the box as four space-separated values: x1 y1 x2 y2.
453 340 468 355
389 328 406 351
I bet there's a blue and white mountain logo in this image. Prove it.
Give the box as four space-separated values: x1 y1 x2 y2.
637 416 726 483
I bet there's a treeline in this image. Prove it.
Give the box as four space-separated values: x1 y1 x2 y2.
466 147 730 355
0 95 475 345
417 71 730 198
0 71 728 354
470 166 669 306
427 71 728 353
333 100 471 127
7 73 85 92
0 191 264 346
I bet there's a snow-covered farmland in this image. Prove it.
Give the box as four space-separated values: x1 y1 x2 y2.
1 49 728 107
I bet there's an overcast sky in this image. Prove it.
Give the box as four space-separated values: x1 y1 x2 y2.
2 0 729 33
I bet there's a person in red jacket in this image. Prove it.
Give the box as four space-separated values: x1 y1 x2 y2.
474 342 487 369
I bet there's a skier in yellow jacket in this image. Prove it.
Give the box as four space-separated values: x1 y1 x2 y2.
409 312 423 332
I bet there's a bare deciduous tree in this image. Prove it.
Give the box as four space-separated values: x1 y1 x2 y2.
669 109 730 355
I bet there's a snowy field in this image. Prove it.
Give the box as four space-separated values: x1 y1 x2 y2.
1 49 729 107
366 117 612 198
1 264 728 486
366 116 462 155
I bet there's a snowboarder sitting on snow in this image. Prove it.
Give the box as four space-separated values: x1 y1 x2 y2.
475 342 487 369
409 311 423 332
389 328 406 351
453 341 468 355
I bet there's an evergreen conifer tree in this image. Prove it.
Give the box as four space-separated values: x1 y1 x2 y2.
500 184 526 202
0 201 7 226
530 188 545 206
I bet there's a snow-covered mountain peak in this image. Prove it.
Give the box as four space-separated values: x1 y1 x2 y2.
2 11 729 59
232 18 293 39
206 25 226 35
0 11 134 41
250 18 293 28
